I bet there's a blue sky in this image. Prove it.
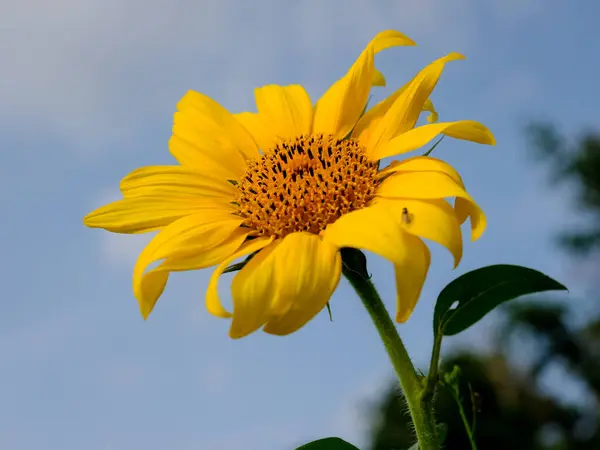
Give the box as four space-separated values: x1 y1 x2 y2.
2 1 599 449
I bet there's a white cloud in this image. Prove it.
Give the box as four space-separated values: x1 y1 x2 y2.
2 0 484 152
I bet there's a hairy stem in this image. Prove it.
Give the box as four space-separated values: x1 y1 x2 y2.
343 263 440 450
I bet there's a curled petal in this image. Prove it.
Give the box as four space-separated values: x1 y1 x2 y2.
136 229 250 320
379 157 478 229
372 68 386 87
313 30 416 139
323 205 430 323
358 53 465 158
206 237 274 319
423 99 439 123
377 156 465 187
323 205 411 263
374 198 463 267
376 170 486 241
133 212 244 318
373 120 495 160
355 94 439 147
394 237 431 323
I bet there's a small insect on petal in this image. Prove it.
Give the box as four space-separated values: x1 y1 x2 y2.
401 207 414 225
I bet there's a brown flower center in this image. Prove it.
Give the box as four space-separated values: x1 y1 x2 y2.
236 134 379 238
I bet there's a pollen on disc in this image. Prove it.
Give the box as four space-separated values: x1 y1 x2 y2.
236 134 379 238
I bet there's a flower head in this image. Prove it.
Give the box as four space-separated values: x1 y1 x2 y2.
84 30 495 338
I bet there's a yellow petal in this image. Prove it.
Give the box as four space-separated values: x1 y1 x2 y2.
206 236 274 319
322 205 412 264
359 53 465 157
370 30 416 52
373 120 495 160
263 233 341 336
377 156 465 187
83 196 233 234
372 68 386 87
313 30 416 139
120 166 236 200
394 237 431 323
234 112 278 151
254 84 313 142
377 157 478 230
322 205 430 323
423 99 439 123
157 228 250 272
136 271 169 320
454 198 472 225
175 90 259 161
169 134 242 181
376 171 486 241
374 198 463 267
137 229 250 320
229 240 282 338
133 212 244 318
353 87 437 145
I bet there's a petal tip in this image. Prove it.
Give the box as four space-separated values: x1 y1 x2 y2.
395 311 411 323
471 228 485 242
228 327 246 340
385 30 417 46
140 308 151 320
262 325 291 336
82 214 93 227
451 52 466 61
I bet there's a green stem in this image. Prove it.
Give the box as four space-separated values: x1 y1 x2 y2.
450 388 477 450
421 332 443 402
468 383 478 440
344 267 440 450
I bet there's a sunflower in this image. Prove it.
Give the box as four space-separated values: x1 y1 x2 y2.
84 30 495 338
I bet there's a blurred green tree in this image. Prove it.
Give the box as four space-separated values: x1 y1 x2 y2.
366 124 600 450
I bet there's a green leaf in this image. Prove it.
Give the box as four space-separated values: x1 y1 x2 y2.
295 437 360 449
433 264 567 336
